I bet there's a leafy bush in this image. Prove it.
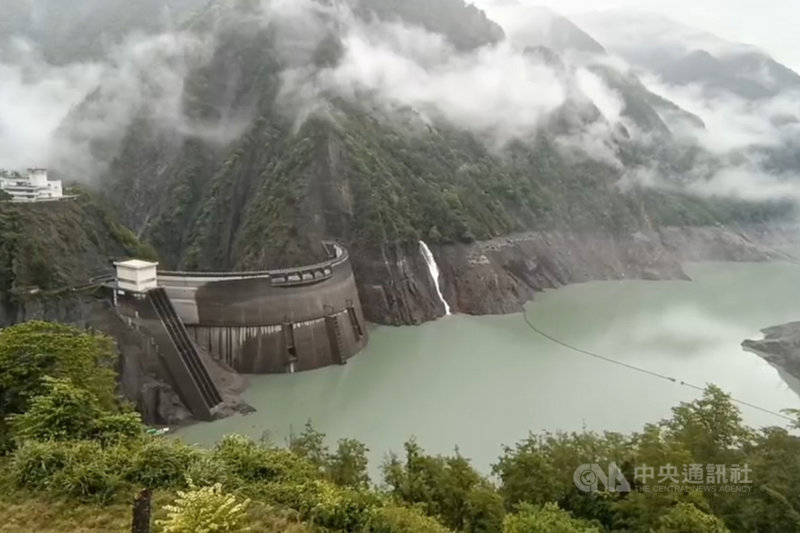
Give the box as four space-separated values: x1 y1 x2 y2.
125 438 203 490
289 422 371 488
302 480 381 531
364 505 453 533
11 377 142 446
503 503 601 533
655 503 731 533
10 440 126 502
9 440 70 491
212 435 318 484
0 322 118 425
158 481 251 533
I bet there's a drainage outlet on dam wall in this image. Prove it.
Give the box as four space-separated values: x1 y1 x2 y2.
157 243 369 374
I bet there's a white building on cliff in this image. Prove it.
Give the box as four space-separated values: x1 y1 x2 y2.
0 168 63 202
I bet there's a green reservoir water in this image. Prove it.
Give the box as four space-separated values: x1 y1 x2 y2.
177 262 800 472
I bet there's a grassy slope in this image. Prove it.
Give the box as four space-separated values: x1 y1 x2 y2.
0 494 312 533
0 461 312 533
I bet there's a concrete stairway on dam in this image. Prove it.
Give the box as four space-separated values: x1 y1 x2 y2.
347 301 365 340
148 288 223 418
325 314 345 365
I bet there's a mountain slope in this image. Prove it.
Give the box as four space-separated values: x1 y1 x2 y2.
488 4 604 54
352 0 504 51
60 0 792 324
0 190 156 320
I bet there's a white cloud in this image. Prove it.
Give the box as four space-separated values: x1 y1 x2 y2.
471 0 800 73
576 68 622 122
278 10 570 144
0 40 102 170
0 29 240 179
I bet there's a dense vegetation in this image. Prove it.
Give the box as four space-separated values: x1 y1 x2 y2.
0 190 156 311
2 321 800 532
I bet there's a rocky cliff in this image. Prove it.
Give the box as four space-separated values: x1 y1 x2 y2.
364 224 800 324
743 321 800 385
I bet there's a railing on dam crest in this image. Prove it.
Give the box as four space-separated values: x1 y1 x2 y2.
157 241 349 288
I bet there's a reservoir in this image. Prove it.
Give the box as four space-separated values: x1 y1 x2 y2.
177 261 800 473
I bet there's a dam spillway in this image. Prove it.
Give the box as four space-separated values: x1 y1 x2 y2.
156 242 368 374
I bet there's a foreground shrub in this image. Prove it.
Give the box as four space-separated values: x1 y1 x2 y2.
10 440 70 491
655 503 731 533
11 440 127 502
213 435 318 484
11 377 142 446
364 505 453 533
0 322 117 420
258 479 382 531
503 503 601 533
158 481 251 533
125 438 203 490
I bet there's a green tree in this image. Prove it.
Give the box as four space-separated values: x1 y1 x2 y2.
663 385 752 465
613 424 707 532
289 421 329 472
503 503 601 533
365 505 453 533
719 427 800 533
0 322 118 423
329 438 370 489
382 440 505 533
655 503 731 533
493 429 627 526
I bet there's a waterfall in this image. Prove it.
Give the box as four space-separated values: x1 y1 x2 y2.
419 241 452 316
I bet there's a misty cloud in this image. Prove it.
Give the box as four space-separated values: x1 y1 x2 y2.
278 14 570 143
0 40 102 170
3 0 799 209
0 28 226 180
647 76 800 154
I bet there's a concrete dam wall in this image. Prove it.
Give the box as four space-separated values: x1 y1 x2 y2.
157 243 368 374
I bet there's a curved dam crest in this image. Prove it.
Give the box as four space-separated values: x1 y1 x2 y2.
157 243 368 374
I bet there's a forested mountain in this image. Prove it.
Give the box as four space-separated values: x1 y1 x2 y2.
0 190 156 324
10 0 798 324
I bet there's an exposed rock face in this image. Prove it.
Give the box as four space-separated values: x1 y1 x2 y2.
743 322 800 381
359 224 799 325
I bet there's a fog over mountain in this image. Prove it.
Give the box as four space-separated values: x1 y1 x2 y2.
1 0 798 210
474 0 800 74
